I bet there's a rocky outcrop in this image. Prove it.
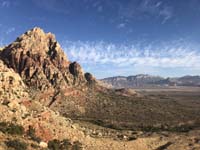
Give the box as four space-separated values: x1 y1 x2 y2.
0 60 29 102
0 27 87 92
85 72 97 85
69 62 86 85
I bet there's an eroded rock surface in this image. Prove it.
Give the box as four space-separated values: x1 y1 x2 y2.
0 27 88 92
0 60 28 102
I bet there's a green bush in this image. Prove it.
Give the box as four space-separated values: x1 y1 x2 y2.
60 139 72 150
27 126 41 143
48 139 82 150
48 139 60 150
5 140 27 150
0 122 24 135
72 141 83 150
30 143 40 149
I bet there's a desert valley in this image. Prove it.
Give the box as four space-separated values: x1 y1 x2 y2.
1 1 200 150
0 27 200 150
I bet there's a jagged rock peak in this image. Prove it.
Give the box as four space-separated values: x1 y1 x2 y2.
0 27 88 91
8 27 68 60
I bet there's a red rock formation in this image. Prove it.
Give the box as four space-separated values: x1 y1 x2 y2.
0 27 88 92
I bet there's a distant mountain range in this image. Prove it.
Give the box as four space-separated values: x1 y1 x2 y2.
101 74 200 88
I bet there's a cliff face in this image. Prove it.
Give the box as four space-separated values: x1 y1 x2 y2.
0 27 89 91
0 60 29 102
0 27 97 109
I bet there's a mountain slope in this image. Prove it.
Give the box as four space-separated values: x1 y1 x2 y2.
102 74 200 88
0 60 29 102
102 74 165 88
1 28 200 150
0 27 96 108
0 53 162 150
0 27 89 90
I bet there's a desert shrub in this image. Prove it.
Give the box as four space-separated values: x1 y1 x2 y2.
72 141 83 150
48 139 82 150
6 124 24 135
128 136 137 141
0 122 7 129
0 122 24 135
169 125 193 132
5 140 27 150
30 143 40 149
60 139 72 150
48 139 61 150
155 142 172 150
141 125 162 132
139 124 195 133
27 126 41 143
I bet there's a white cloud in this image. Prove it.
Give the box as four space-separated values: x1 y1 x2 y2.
117 23 126 29
97 5 103 12
0 0 10 7
0 38 4 47
63 40 200 69
32 0 69 14
117 0 173 24
159 7 173 24
6 27 15 34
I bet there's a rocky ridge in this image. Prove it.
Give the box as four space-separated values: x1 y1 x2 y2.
0 58 161 150
102 74 200 88
0 27 94 91
0 27 96 107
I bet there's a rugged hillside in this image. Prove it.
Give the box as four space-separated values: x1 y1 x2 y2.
0 60 29 102
1 28 200 150
0 47 178 150
102 74 164 88
0 43 146 150
0 27 91 89
102 74 200 88
0 27 96 108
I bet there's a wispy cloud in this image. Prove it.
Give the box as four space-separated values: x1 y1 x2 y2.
159 6 173 24
0 0 10 7
97 5 103 12
140 0 173 23
32 0 69 14
0 25 17 46
6 27 15 34
117 0 173 24
0 0 17 8
117 23 126 29
0 38 4 47
63 40 200 69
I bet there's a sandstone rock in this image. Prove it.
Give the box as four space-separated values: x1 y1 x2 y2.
0 60 29 102
85 72 96 84
39 141 48 148
69 62 86 85
0 27 94 106
8 100 20 110
0 27 88 92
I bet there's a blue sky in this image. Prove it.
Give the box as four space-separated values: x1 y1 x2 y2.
1 0 200 78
